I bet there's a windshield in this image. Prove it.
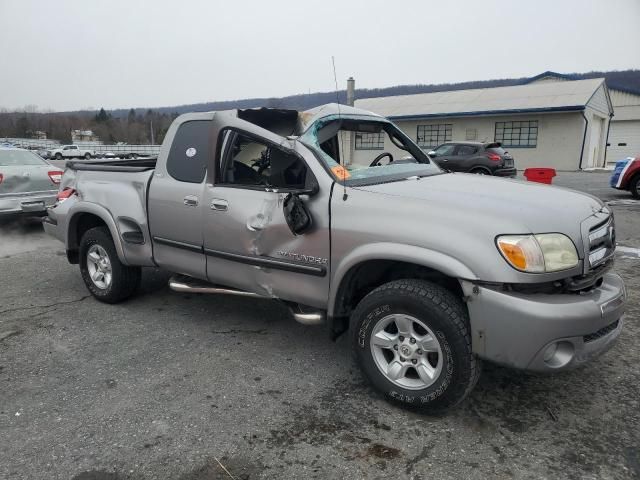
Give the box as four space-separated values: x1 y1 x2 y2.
299 115 442 185
0 149 48 166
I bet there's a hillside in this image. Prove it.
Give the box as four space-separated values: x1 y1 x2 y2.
109 69 640 117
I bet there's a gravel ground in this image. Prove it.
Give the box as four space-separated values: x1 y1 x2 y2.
0 171 638 480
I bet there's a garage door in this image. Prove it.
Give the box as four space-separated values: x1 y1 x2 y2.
607 120 640 162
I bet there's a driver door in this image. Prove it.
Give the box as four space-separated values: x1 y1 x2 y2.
202 121 331 309
430 144 458 170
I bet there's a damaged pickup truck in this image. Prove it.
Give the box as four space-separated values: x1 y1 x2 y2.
43 103 625 412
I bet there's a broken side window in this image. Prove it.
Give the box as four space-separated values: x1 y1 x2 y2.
218 130 309 190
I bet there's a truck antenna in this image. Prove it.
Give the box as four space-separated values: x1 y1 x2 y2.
331 56 348 201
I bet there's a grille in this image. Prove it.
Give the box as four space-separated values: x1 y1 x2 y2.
583 320 619 343
587 216 616 270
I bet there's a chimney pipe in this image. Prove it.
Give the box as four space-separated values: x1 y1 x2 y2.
346 77 355 106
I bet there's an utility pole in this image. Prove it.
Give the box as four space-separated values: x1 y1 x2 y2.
150 120 155 145
347 77 355 166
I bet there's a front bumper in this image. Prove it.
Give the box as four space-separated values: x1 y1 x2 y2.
0 191 57 217
466 272 625 372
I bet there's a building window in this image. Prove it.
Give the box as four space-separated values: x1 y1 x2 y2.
495 120 538 147
465 128 477 141
417 124 452 149
355 132 385 150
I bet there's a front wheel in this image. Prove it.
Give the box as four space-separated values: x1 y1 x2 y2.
351 279 481 413
55 153 62 160
630 175 640 199
79 226 141 303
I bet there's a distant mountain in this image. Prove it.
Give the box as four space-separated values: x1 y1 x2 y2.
106 69 640 118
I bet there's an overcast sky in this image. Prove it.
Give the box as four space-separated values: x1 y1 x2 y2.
1 0 639 112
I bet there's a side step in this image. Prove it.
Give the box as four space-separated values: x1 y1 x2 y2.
168 275 325 325
169 275 265 298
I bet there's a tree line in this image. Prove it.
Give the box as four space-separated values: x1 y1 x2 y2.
0 107 178 145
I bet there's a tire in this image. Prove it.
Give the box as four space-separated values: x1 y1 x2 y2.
630 175 640 199
55 153 62 160
470 168 490 175
84 152 92 160
351 279 481 413
79 226 141 303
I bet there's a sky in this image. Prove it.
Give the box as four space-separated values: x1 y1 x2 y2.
1 0 639 112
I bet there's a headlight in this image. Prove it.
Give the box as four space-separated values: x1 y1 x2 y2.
497 233 579 273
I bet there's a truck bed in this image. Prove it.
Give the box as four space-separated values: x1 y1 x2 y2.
66 157 157 173
54 158 158 267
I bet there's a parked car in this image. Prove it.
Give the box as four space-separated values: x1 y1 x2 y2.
428 141 516 177
49 145 94 160
44 103 624 413
610 156 640 198
0 147 63 217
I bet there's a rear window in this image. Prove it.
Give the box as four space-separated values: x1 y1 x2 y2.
0 150 47 166
166 120 210 183
487 146 507 155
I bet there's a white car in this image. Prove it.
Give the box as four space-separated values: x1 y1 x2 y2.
50 145 94 160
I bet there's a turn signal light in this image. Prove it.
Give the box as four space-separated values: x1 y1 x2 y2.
497 239 528 270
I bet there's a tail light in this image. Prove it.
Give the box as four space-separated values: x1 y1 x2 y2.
486 153 502 162
48 170 63 184
0 173 3 184
56 187 76 202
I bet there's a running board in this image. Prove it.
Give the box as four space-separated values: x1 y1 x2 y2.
169 275 266 298
168 275 325 325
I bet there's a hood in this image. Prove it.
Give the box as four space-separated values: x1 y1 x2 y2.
355 173 604 234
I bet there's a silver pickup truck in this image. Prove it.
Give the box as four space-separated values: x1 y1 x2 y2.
43 103 625 412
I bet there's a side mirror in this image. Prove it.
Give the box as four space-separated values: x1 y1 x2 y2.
283 193 313 235
428 150 437 157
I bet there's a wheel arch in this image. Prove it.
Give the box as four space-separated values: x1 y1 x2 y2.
67 204 128 265
469 165 492 175
327 243 477 337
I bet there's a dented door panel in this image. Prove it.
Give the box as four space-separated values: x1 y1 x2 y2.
202 184 331 309
202 118 332 308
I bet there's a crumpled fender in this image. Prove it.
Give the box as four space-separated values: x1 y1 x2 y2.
328 242 478 316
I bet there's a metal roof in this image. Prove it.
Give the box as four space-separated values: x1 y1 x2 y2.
355 78 607 120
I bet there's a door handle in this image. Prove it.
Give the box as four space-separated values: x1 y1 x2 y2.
183 195 198 206
211 198 228 211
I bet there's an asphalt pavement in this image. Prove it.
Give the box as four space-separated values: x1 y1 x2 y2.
1 171 639 479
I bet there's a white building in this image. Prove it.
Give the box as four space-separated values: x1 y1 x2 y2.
71 129 99 143
355 77 614 170
523 72 640 164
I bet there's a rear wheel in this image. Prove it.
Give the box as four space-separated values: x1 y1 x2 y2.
79 227 141 303
630 175 640 199
470 168 490 175
84 152 92 160
351 279 481 413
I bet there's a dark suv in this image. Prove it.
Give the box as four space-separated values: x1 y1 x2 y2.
428 142 516 177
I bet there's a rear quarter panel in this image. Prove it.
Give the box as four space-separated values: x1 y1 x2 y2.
58 168 156 266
